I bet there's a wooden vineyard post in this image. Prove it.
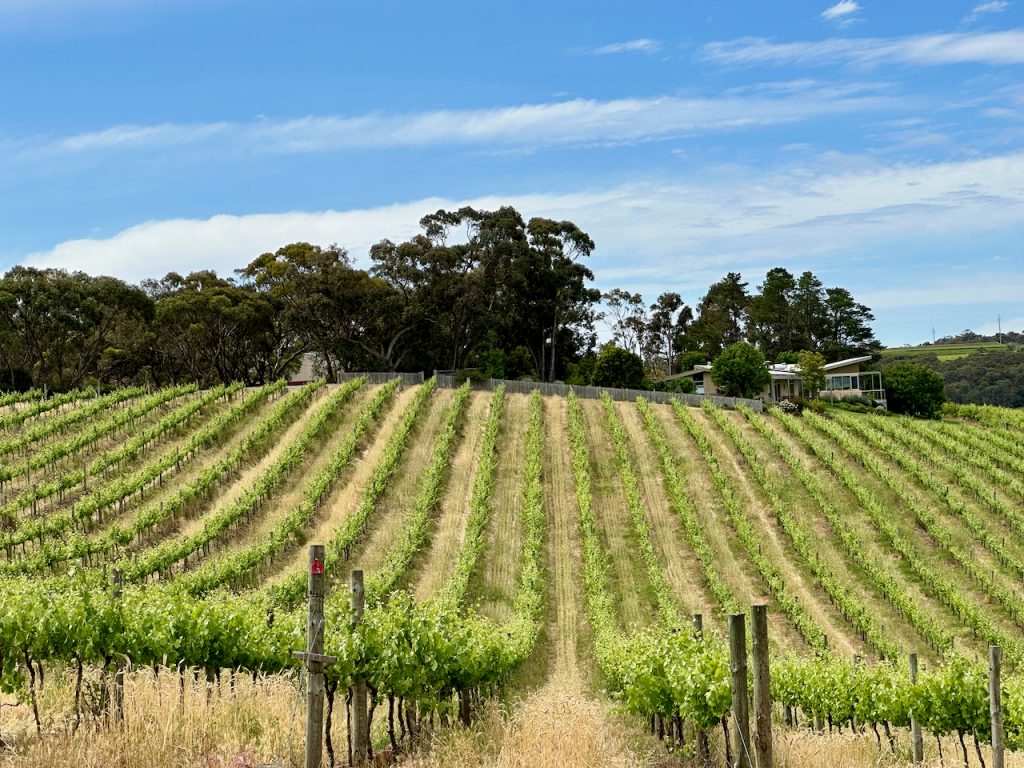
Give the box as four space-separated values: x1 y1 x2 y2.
851 654 861 732
751 605 772 768
729 613 752 768
290 545 338 768
909 652 924 765
351 570 369 766
990 645 1004 768
692 614 712 767
112 569 124 724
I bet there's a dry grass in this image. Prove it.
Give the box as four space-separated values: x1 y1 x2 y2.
9 669 1024 768
0 667 322 768
413 391 490 600
399 672 658 768
475 393 530 621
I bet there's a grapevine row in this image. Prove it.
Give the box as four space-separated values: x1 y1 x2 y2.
844 411 1024 579
0 387 95 432
568 390 731 733
672 400 828 652
176 377 403 596
268 377 438 606
782 409 1024 664
114 377 364 582
0 382 199 494
703 403 900 659
600 393 680 627
741 405 954 654
635 397 739 616
0 389 44 408
433 385 505 610
0 385 146 458
0 382 255 555
816 411 1024 628
929 420 1024 502
0 383 280 572
365 383 471 603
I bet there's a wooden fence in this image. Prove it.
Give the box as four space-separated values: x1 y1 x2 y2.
434 372 763 411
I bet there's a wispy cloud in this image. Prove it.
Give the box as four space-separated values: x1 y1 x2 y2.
9 88 897 162
590 38 661 55
22 152 1024 310
821 0 862 26
701 29 1024 67
965 1 1010 22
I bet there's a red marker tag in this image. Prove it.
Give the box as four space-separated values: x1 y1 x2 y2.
311 558 324 575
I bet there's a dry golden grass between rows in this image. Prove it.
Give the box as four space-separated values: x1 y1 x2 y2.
0 667 315 768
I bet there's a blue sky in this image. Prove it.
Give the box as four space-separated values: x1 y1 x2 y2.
2 0 1023 346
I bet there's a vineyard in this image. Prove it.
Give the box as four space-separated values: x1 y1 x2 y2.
2 379 1024 767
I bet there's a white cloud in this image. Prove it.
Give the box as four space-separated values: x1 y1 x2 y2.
590 38 661 55
701 30 1024 67
821 0 861 24
965 1 1010 22
21 153 1024 306
10 89 896 162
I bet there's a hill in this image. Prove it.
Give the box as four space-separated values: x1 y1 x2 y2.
1 379 1024 766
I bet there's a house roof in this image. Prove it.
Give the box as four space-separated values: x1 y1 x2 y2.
661 354 875 382
823 355 873 370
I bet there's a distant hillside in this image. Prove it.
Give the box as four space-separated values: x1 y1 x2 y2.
880 345 1024 408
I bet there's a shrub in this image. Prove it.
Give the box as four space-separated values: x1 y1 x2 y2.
884 362 946 418
591 346 646 389
711 342 770 398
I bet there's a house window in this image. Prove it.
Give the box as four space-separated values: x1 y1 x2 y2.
825 374 859 391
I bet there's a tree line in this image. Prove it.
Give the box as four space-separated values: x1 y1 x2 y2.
0 205 880 393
